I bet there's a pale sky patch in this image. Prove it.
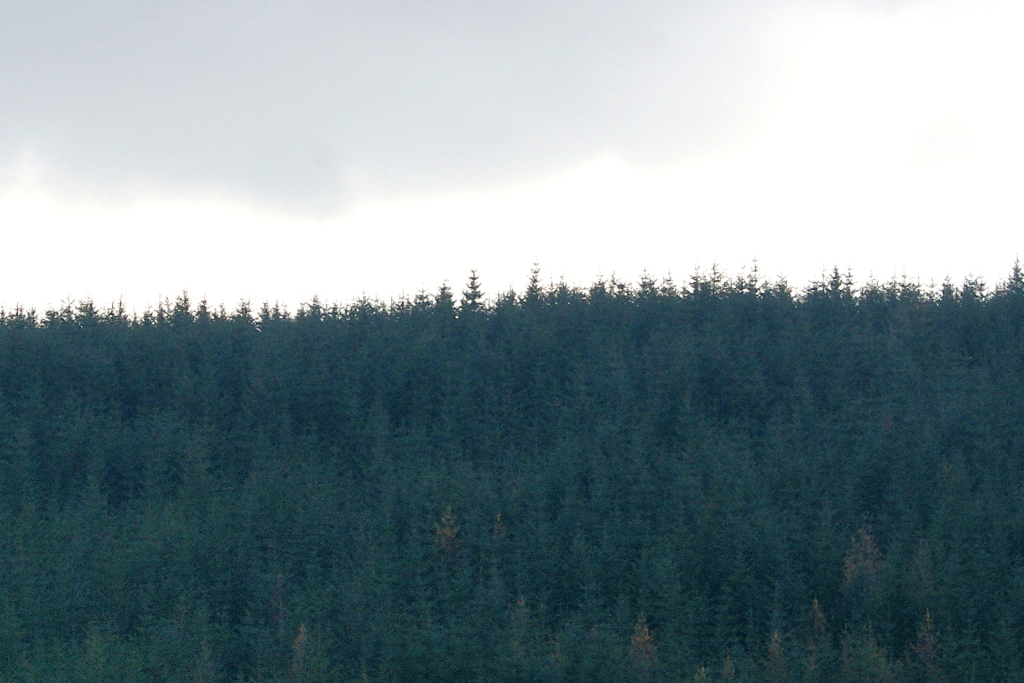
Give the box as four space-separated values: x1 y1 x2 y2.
1 0 1021 311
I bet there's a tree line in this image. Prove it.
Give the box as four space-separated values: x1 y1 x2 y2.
1 264 1023 681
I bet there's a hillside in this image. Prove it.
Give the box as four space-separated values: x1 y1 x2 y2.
1 265 1023 681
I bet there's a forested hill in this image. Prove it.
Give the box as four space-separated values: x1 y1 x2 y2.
2 265 1024 682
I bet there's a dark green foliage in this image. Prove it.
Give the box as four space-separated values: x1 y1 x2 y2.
0 266 1022 681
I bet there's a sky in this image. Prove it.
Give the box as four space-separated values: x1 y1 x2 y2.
1 0 1022 311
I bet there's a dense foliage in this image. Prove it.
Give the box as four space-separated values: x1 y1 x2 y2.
2 264 1024 682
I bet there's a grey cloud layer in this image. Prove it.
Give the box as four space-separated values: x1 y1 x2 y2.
2 1 799 213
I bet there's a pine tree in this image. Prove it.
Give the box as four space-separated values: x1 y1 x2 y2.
910 611 942 683
460 270 484 314
628 614 657 667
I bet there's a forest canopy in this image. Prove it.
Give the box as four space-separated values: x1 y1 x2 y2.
1 264 1024 682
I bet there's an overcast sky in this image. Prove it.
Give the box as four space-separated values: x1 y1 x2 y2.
1 0 1021 310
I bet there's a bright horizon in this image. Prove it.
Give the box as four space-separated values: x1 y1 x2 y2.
1 0 1021 311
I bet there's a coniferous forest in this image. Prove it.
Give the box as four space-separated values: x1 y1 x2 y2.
2 264 1024 682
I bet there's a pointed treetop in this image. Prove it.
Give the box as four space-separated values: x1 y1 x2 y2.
524 263 543 304
461 269 483 313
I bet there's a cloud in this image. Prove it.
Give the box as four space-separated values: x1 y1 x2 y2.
0 0 790 215
2 0 1020 312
